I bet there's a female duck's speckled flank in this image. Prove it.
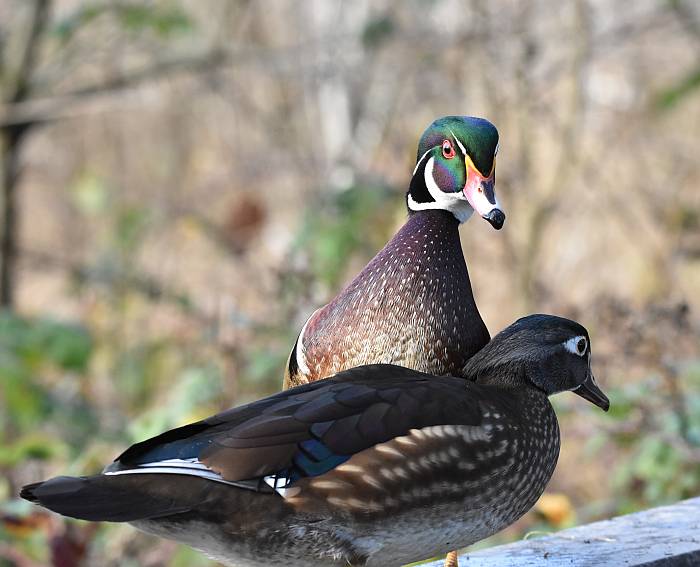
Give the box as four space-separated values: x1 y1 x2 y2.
285 116 504 389
22 315 609 567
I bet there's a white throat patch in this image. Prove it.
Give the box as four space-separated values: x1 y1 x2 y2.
407 156 474 223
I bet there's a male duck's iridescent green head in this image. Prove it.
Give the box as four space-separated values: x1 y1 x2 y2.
407 116 504 228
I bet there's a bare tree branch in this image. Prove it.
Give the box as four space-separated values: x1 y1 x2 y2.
9 0 51 103
0 47 228 128
1 0 51 308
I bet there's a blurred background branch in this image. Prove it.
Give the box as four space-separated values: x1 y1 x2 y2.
1 0 51 308
0 47 229 128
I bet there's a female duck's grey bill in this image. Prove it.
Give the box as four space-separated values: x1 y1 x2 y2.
574 372 610 411
484 209 505 230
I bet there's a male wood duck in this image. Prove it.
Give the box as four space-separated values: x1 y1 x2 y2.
23 315 609 567
284 116 504 389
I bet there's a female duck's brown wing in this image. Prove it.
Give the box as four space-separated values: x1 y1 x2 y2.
108 364 492 489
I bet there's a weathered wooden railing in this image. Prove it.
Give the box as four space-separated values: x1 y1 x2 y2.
421 497 700 566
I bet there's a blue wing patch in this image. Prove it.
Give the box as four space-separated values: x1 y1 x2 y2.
264 437 351 495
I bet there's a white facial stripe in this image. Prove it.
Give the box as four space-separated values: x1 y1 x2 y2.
412 148 433 175
407 156 473 223
424 157 449 201
494 141 499 156
563 335 587 356
448 128 468 157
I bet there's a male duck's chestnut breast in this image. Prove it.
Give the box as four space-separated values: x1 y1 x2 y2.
297 216 487 383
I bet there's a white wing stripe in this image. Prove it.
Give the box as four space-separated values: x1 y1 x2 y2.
104 467 239 485
104 458 238 485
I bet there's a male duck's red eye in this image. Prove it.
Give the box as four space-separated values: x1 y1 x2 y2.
442 139 456 159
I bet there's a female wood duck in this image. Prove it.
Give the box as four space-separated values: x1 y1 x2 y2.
23 315 609 567
284 116 504 389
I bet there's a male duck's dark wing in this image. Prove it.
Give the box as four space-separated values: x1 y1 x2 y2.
107 364 484 489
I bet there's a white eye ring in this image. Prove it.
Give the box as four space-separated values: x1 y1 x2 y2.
563 335 587 356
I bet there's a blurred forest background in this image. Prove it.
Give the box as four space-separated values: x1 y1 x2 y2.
1 0 699 566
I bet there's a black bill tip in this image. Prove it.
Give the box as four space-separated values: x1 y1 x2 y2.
20 482 42 503
574 373 610 411
483 208 505 230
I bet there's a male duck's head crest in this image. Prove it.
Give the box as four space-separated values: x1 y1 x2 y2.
407 116 504 228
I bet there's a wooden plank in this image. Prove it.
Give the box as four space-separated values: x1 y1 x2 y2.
420 497 700 566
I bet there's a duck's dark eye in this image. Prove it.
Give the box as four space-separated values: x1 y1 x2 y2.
577 338 587 355
442 140 456 159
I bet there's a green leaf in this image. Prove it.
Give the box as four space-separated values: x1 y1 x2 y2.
115 206 151 253
294 184 395 288
654 65 700 111
362 15 396 49
116 5 193 37
127 364 223 441
0 433 68 467
72 172 110 216
37 321 93 372
52 4 193 42
51 5 105 43
0 312 93 372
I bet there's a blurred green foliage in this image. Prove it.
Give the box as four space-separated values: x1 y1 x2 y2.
0 312 93 457
53 3 193 44
604 362 700 511
241 183 399 393
362 15 396 49
293 183 397 289
654 66 700 110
